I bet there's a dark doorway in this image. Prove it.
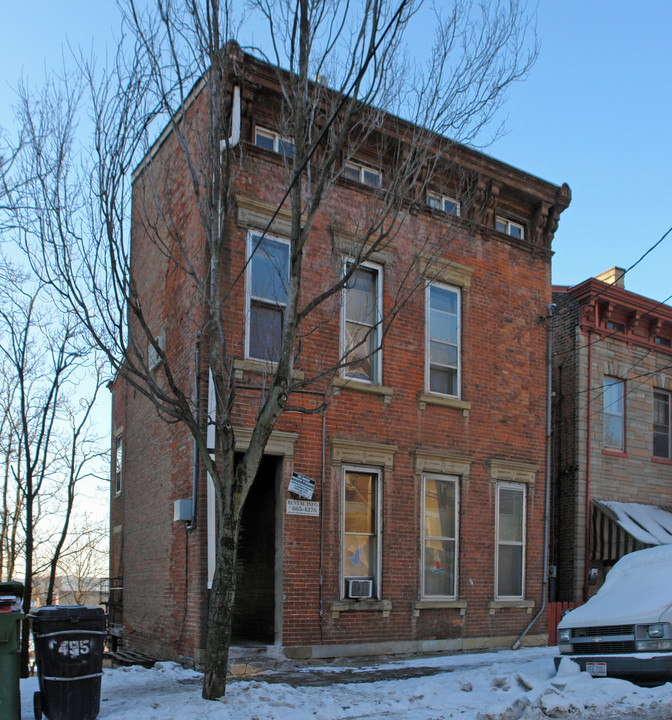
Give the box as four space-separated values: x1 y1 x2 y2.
231 455 278 644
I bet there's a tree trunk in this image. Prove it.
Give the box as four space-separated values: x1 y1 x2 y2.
202 503 241 699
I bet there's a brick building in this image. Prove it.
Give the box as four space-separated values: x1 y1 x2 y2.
551 268 672 603
110 51 571 665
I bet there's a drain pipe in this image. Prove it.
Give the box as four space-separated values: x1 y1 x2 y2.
187 335 201 531
513 302 555 649
319 397 327 643
219 85 240 152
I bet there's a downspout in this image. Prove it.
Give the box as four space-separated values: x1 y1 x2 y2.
513 302 555 649
187 335 201 531
219 85 241 152
319 398 327 643
583 313 595 601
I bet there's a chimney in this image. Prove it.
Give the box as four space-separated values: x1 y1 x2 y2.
595 267 626 289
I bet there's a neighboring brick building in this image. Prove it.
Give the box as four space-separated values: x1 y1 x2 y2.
110 51 571 665
551 268 672 603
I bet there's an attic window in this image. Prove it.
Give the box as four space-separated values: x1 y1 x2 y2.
254 127 294 157
343 161 381 188
606 321 625 333
495 216 524 240
428 192 460 217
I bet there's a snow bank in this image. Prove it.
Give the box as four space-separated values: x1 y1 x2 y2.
19 647 672 720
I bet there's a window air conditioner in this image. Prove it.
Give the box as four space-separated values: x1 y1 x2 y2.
148 333 165 371
347 579 373 599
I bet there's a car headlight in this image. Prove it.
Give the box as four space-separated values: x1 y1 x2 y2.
558 629 571 643
648 623 665 639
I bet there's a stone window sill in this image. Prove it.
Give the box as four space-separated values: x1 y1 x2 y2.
332 377 393 403
234 358 305 381
413 600 467 617
329 599 392 619
652 456 672 465
487 599 535 615
418 393 471 417
601 449 628 459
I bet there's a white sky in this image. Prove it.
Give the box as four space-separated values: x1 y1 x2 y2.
18 646 672 719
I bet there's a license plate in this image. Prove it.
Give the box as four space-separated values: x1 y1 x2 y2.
586 662 607 677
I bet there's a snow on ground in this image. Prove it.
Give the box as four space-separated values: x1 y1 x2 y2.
19 646 672 720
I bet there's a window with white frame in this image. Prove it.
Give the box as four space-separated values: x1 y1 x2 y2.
427 192 460 217
496 483 525 599
114 433 123 494
653 389 671 459
603 377 625 450
342 468 381 599
495 216 524 240
342 261 382 383
254 126 294 157
422 475 458 598
426 283 460 397
246 231 290 362
343 161 382 188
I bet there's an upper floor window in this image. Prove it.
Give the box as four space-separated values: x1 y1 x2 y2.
427 192 460 217
422 475 458 599
603 377 625 450
606 320 625 333
254 127 294 157
495 483 526 599
342 261 382 383
342 468 381 600
426 283 460 397
653 390 671 459
495 216 524 240
114 433 123 494
246 232 290 362
655 336 671 347
343 161 382 188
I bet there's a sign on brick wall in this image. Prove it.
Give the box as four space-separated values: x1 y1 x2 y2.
289 471 316 500
286 499 319 516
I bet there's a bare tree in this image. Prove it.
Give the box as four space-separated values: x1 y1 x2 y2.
12 0 537 698
0 258 104 675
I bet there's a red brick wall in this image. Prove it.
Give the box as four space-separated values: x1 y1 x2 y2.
111 77 562 661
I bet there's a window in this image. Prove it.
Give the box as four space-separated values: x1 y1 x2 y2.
495 216 525 240
427 192 460 216
342 468 381 598
654 390 671 459
606 320 625 333
422 475 458 598
114 434 123 494
496 483 525 599
603 377 625 450
254 127 294 157
342 261 382 383
655 336 671 347
343 161 381 188
246 232 290 362
426 283 460 397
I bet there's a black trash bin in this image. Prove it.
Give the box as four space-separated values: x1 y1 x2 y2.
29 606 106 720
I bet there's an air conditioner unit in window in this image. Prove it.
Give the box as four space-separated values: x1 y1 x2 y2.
148 333 165 371
347 579 373 599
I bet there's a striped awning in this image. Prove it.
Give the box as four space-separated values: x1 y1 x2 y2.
590 500 672 562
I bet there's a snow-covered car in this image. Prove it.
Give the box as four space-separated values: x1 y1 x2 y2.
556 544 672 685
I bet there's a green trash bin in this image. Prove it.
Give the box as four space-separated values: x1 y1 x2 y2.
0 581 24 720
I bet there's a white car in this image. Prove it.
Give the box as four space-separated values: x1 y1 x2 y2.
556 544 672 685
